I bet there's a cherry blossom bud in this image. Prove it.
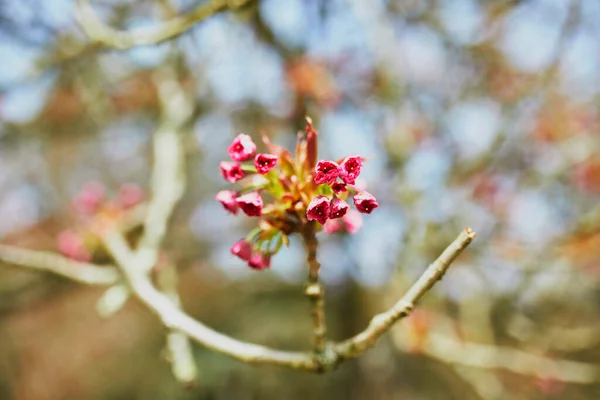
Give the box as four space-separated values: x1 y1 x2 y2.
216 190 239 214
230 239 252 261
227 133 257 161
331 181 347 194
353 191 379 214
118 183 144 209
306 195 330 224
342 210 363 234
323 219 342 234
73 181 105 215
236 192 263 216
220 161 244 183
329 197 348 219
248 252 271 270
339 155 362 184
57 230 91 262
314 160 340 184
254 153 278 174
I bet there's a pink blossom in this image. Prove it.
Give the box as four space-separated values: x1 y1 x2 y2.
314 160 340 184
331 181 347 194
227 133 257 161
216 190 239 214
353 191 379 214
323 218 342 234
342 210 363 233
329 198 348 219
339 155 362 184
220 161 245 183
248 252 271 270
73 181 105 215
118 183 144 208
254 153 278 174
236 192 263 216
306 195 330 225
57 230 91 262
231 239 253 261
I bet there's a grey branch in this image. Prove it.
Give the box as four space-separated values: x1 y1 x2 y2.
334 228 476 359
75 0 254 49
0 244 118 286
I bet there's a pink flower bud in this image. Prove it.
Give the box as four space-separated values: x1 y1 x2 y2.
254 153 278 174
342 210 363 233
216 190 239 214
73 181 105 215
331 181 347 194
118 183 144 209
314 160 340 184
220 161 245 183
236 192 263 216
329 197 348 219
230 239 253 261
323 218 342 234
248 252 271 270
353 191 379 214
57 230 91 262
227 133 257 161
306 195 330 225
339 155 362 184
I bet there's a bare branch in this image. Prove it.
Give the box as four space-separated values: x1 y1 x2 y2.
0 244 118 286
74 0 254 50
302 221 327 354
334 228 476 358
103 230 319 370
410 332 600 384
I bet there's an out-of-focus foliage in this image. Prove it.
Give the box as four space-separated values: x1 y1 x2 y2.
1 0 600 399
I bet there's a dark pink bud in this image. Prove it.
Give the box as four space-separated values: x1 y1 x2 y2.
248 252 271 270
314 160 340 184
254 153 278 174
231 239 253 261
216 190 239 214
306 195 330 225
353 191 379 214
57 230 91 262
323 219 342 234
220 161 245 183
236 192 263 216
339 155 362 184
329 198 348 219
227 133 257 161
331 181 347 194
342 210 363 233
118 183 144 208
73 181 105 215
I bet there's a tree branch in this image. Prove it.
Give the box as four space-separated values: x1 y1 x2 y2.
334 228 476 358
102 230 320 370
302 221 327 354
74 0 254 50
0 244 118 286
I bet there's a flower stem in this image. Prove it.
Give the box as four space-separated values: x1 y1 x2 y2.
302 221 327 354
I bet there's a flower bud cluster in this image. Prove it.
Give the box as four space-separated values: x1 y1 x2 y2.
216 118 378 270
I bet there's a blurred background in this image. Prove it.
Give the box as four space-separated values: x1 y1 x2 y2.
1 0 600 399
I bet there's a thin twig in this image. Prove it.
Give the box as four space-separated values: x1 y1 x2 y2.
74 0 254 50
334 228 476 358
0 244 118 286
303 221 327 354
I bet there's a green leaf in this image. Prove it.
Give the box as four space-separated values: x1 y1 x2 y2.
317 184 333 197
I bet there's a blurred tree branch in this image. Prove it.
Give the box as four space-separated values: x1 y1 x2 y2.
74 0 255 49
0 244 118 286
